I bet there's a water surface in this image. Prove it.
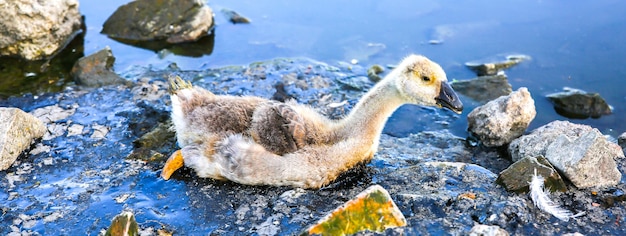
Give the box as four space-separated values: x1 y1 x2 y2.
77 0 626 137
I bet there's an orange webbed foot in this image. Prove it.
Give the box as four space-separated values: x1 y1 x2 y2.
161 150 184 180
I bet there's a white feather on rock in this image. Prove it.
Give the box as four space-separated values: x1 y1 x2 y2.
529 171 585 222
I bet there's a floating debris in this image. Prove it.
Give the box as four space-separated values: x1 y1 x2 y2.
305 185 406 235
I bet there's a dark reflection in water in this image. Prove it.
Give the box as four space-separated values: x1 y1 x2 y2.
107 31 215 58
0 32 84 98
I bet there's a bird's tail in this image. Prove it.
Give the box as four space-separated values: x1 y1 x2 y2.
168 75 193 94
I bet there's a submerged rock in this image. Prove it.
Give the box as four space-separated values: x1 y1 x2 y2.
546 87 612 119
451 74 512 103
509 121 623 189
71 47 128 87
467 87 536 147
496 156 567 193
305 185 406 235
0 0 82 60
0 108 47 171
102 0 214 44
221 8 251 24
465 54 530 76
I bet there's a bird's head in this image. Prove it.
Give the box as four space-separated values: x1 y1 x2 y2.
393 54 463 114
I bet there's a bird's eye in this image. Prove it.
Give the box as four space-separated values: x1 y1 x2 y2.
422 76 431 82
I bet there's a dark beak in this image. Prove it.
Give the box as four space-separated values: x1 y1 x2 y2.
436 81 463 114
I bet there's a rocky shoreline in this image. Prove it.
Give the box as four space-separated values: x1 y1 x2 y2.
0 57 624 235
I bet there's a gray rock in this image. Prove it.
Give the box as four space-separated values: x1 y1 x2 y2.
510 121 596 161
101 0 214 44
467 87 536 147
496 156 567 193
0 108 47 171
546 87 612 119
71 47 128 87
0 0 82 60
544 130 622 188
451 74 512 103
469 224 509 236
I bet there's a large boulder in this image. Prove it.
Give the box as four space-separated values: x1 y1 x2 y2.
101 0 214 44
0 108 47 171
509 121 623 188
467 87 536 147
0 0 82 60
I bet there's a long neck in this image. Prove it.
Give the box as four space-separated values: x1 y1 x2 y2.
337 78 405 143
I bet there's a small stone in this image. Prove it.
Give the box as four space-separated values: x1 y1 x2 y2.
71 47 128 87
496 156 567 193
367 64 384 83
43 211 63 223
102 0 214 44
468 224 509 236
105 211 138 236
0 0 82 60
467 87 536 147
67 124 85 136
545 130 622 188
30 105 76 123
91 124 110 140
0 108 47 171
451 74 513 103
305 185 406 235
546 87 612 119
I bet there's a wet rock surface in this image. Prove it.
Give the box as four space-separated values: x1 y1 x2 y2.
0 0 82 60
497 156 567 193
0 108 47 171
547 87 613 119
101 0 214 44
467 87 536 147
71 47 128 87
0 58 625 235
451 74 512 103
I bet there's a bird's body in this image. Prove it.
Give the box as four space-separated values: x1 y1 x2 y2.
161 54 463 189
